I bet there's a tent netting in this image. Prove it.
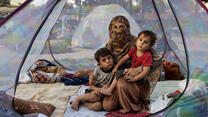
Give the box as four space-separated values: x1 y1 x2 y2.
0 0 207 116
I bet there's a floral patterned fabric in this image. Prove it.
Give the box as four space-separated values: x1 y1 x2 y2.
32 72 61 83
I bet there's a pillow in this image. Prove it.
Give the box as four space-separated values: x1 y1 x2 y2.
31 72 61 83
14 97 56 117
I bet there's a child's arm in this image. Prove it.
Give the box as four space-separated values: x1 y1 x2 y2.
90 85 101 93
89 84 102 96
100 77 117 96
89 73 101 94
125 66 150 82
112 54 130 74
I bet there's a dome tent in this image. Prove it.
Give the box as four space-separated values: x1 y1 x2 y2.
0 0 208 116
71 4 140 49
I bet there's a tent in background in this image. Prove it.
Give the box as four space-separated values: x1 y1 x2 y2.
0 0 207 116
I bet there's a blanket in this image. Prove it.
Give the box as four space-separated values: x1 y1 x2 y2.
15 83 80 117
64 81 180 117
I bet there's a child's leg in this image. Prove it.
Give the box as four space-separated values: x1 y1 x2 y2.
100 77 117 96
71 91 101 111
82 101 102 111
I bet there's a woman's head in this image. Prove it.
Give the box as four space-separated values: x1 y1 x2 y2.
106 15 136 61
136 30 157 52
109 15 130 40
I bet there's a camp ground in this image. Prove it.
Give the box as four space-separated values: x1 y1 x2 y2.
0 0 207 117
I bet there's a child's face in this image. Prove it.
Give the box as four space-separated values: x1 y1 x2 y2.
98 55 114 71
136 34 152 52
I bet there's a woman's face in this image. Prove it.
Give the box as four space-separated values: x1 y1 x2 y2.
136 34 152 52
111 21 128 38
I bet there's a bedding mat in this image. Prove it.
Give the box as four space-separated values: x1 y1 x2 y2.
150 81 180 102
63 81 180 117
15 83 80 117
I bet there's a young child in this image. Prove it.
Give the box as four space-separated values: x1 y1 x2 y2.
71 48 115 111
101 30 157 96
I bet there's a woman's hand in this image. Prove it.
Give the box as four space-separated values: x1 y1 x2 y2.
123 66 142 77
124 75 137 82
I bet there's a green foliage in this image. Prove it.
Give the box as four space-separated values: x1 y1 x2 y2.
0 0 10 6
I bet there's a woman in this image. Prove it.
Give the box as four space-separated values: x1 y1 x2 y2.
74 15 162 113
102 16 162 113
73 15 140 79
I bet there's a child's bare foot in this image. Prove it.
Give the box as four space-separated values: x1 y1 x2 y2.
100 89 112 96
71 98 80 111
139 108 147 113
119 109 129 113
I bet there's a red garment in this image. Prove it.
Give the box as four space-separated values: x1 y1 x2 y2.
128 48 152 68
105 110 152 117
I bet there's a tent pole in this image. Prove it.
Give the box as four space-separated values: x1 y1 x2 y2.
13 0 61 107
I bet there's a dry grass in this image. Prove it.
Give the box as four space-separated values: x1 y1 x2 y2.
0 7 16 12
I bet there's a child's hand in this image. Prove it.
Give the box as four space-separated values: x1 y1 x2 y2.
124 75 136 82
95 88 101 96
112 67 118 75
100 88 112 96
102 84 110 89
89 72 95 85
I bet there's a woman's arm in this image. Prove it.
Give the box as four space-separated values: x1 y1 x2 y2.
124 66 150 82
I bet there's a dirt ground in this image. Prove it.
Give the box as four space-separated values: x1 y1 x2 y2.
0 7 16 20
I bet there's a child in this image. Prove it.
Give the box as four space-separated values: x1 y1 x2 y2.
101 30 157 97
71 48 115 111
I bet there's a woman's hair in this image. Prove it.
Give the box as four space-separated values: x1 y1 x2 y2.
137 30 157 46
95 48 114 62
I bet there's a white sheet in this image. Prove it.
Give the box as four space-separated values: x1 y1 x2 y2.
63 85 107 117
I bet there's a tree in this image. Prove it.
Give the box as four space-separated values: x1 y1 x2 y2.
0 0 10 6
